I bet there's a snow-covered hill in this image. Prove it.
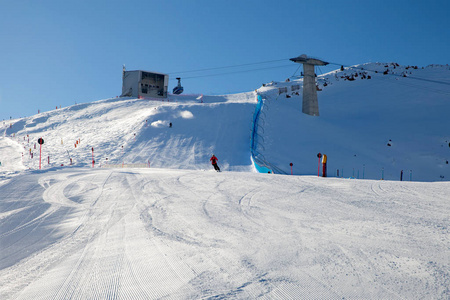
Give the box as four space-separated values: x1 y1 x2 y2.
1 62 450 299
2 93 256 174
256 63 450 181
2 63 449 181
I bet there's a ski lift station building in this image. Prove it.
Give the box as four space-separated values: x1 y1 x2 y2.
121 70 169 98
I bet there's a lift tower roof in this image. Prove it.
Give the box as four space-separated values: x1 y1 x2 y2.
290 54 329 66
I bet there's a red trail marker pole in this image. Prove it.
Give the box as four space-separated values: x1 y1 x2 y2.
37 138 44 170
317 153 322 177
290 163 293 175
92 147 94 168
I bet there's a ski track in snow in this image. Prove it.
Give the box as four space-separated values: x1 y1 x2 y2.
0 168 448 299
1 65 450 298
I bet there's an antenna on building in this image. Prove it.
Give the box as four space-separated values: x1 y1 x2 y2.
290 54 328 116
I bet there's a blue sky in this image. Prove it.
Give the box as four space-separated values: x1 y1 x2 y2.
1 0 449 121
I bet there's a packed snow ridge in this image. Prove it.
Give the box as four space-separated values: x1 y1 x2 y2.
0 63 449 299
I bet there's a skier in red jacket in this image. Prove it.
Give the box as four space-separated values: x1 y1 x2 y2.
210 154 220 172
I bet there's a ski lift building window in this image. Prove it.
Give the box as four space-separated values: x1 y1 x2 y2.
121 70 168 98
278 87 288 95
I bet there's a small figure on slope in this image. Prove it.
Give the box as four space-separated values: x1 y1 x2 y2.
210 154 220 172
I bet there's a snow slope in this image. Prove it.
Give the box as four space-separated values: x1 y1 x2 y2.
2 63 449 181
2 92 256 173
1 63 450 299
0 137 26 175
256 63 450 181
0 168 449 299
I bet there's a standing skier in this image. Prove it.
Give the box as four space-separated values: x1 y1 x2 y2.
210 154 220 172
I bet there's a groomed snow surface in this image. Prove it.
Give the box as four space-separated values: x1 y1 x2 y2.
1 63 449 299
1 168 449 299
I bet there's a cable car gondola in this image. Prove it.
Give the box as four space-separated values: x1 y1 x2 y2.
173 77 184 95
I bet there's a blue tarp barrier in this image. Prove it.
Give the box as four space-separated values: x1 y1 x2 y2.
251 95 273 174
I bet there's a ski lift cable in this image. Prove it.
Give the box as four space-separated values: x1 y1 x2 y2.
328 62 450 86
382 77 450 95
170 64 296 80
168 58 292 75
167 56 450 86
326 62 450 95
317 66 324 76
361 72 450 95
364 71 450 95
291 64 302 77
166 56 450 95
